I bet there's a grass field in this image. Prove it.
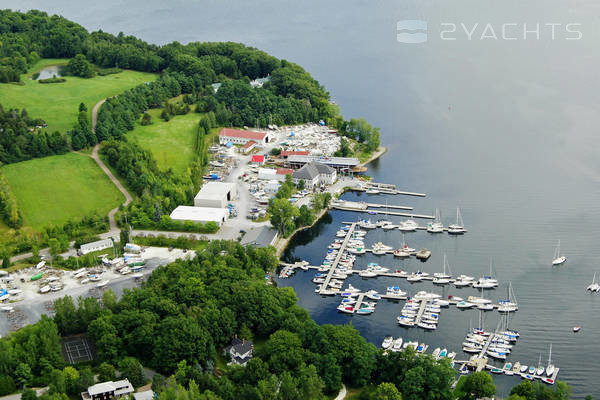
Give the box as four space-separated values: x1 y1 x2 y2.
1 153 124 230
1 58 156 134
128 109 220 174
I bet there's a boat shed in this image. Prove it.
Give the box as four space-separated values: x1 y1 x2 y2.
194 182 237 208
219 128 270 145
286 155 360 171
169 206 228 226
80 239 113 255
240 227 278 248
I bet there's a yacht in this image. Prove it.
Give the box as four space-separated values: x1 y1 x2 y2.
432 348 441 358
447 208 467 234
366 290 381 300
376 219 392 227
359 270 377 278
348 247 366 255
382 223 397 230
337 304 355 314
398 219 418 232
427 208 444 233
382 336 394 349
551 239 566 265
372 242 394 252
359 219 377 229
392 337 404 351
397 316 415 327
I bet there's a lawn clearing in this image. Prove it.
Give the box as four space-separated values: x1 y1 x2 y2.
1 58 156 134
128 110 220 174
1 153 124 230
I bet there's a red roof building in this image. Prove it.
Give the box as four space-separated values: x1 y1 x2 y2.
251 155 265 164
241 141 257 154
280 150 310 158
276 168 293 175
219 128 270 145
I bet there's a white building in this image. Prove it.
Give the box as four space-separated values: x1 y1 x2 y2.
265 180 281 193
170 206 229 226
194 182 238 208
80 239 113 255
219 128 270 145
257 168 293 182
292 162 337 189
81 380 133 400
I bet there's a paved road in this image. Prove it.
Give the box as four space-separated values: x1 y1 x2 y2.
334 384 347 400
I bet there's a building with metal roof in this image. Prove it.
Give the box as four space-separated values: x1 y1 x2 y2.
286 155 359 170
194 182 237 208
219 128 270 145
169 206 229 226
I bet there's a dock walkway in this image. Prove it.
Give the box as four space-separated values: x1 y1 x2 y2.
319 222 357 294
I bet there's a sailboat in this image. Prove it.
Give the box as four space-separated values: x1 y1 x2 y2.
546 344 555 377
587 272 600 291
536 354 544 376
498 281 518 312
447 207 467 235
552 240 566 265
394 233 414 257
433 254 452 284
427 209 444 233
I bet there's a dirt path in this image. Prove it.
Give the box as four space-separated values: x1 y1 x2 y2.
90 99 133 231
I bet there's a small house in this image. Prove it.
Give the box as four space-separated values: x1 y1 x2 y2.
224 336 254 366
81 380 134 400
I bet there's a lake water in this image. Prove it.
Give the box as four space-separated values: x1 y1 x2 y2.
34 65 63 80
5 0 600 397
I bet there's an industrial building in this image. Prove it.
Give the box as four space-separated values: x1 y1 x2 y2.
194 182 237 208
169 206 229 226
219 128 270 145
286 155 359 171
80 239 113 255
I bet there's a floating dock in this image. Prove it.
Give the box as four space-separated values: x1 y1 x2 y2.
319 222 357 295
349 182 427 197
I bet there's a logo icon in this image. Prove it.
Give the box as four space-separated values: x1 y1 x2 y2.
397 20 428 43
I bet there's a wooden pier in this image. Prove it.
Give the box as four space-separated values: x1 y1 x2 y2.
350 182 427 197
319 222 357 295
332 205 435 219
413 300 429 325
366 203 413 210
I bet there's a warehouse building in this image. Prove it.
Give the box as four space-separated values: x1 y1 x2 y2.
80 239 113 255
286 155 359 171
169 206 229 226
257 168 293 182
219 128 270 145
194 182 237 208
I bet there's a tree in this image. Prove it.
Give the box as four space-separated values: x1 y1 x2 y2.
21 389 37 400
14 363 32 388
269 198 299 236
118 357 145 387
97 363 116 382
459 371 495 400
1 257 9 269
371 382 402 400
297 179 305 191
62 367 79 395
141 113 153 126
120 229 130 248
79 103 87 113
76 367 94 394
67 54 94 78
48 238 62 258
0 375 16 396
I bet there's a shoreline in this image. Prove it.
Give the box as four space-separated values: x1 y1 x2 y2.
275 144 388 257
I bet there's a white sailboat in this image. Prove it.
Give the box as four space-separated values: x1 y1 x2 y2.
498 281 518 312
427 209 444 233
447 207 467 234
536 354 544 376
433 254 452 284
552 240 566 265
587 272 600 292
546 344 555 377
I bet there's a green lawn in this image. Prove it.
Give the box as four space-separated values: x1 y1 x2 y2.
1 58 156 134
1 153 124 230
128 110 220 174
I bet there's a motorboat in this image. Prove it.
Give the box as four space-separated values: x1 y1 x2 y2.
439 348 448 358
1 306 14 312
551 239 566 265
433 299 450 307
382 336 394 349
433 277 450 285
406 274 423 282
486 350 507 360
512 362 521 373
417 321 437 330
541 377 555 385
403 341 419 350
456 301 475 309
356 307 375 315
365 290 381 300
345 284 361 293
447 208 467 234
413 291 440 300
366 263 389 273
376 219 392 227
336 230 347 238
528 365 536 375
359 219 377 229
337 305 355 314
392 337 404 351
416 343 427 353
97 280 109 288
520 365 529 373
39 285 50 294
365 189 380 194
340 298 357 305
447 352 456 360
393 249 411 258
359 270 377 278
432 348 441 358
522 374 535 381
398 219 418 232
348 247 366 255
315 285 321 293
462 346 481 354
313 278 325 283
467 296 492 305
382 223 397 230
546 344 555 377
81 278 90 284
477 303 495 311
573 326 581 332
490 367 504 374
397 316 415 327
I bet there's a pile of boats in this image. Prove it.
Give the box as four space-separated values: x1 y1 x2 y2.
488 344 557 385
335 285 379 315
381 336 457 363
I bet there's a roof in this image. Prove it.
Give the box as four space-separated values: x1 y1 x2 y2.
219 128 266 141
287 155 360 167
169 206 228 222
88 380 133 396
280 150 310 157
133 391 155 400
80 239 113 251
240 226 279 247
195 182 236 201
251 155 265 163
276 168 293 175
293 163 319 181
242 140 257 149
313 162 335 175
